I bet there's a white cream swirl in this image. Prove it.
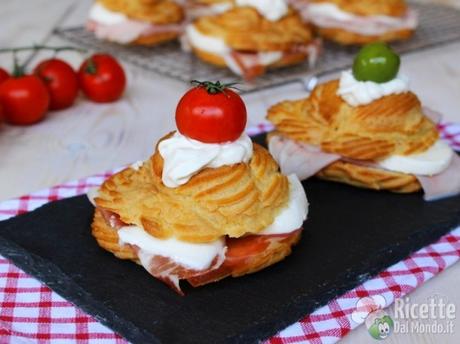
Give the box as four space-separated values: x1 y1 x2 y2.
158 132 253 188
337 70 410 107
236 0 288 21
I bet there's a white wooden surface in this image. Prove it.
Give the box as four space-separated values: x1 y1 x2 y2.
0 0 460 343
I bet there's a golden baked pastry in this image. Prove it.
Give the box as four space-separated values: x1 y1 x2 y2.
193 7 312 52
186 7 318 79
267 80 439 192
99 0 184 24
315 27 413 46
293 0 415 45
95 139 289 243
88 0 184 46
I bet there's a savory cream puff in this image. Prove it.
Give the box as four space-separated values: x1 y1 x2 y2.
289 0 418 45
86 0 185 45
267 45 460 201
184 0 320 80
90 81 309 294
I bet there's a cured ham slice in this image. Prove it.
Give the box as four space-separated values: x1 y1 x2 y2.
86 19 184 44
289 0 418 36
137 250 226 295
417 154 460 201
268 135 340 180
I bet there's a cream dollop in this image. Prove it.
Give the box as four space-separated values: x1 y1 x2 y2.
236 0 288 21
89 2 127 25
337 70 410 107
118 226 226 270
158 132 253 188
378 140 454 176
259 174 309 235
298 2 418 36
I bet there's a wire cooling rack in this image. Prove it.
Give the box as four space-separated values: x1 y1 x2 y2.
55 3 460 94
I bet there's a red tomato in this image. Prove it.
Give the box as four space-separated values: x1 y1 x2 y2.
0 75 50 125
34 58 79 110
175 81 247 143
0 68 9 84
78 54 126 103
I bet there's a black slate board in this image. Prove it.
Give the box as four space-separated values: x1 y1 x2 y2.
0 134 459 344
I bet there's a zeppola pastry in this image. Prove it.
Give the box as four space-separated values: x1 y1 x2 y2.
90 81 309 294
289 0 418 45
86 0 185 45
184 0 321 80
267 44 460 201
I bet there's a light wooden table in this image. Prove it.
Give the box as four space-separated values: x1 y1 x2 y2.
0 1 459 343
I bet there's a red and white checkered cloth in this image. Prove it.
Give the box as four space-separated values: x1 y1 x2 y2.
0 122 459 344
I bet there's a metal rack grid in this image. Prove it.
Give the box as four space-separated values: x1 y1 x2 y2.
55 3 460 94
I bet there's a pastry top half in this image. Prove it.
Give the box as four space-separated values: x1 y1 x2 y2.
310 0 408 17
193 7 313 51
98 0 184 24
267 80 439 161
95 135 290 243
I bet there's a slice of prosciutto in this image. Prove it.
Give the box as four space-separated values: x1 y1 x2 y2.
268 135 460 201
268 135 340 180
288 0 418 36
86 19 184 44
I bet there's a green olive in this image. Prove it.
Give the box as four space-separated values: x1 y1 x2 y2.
352 43 401 83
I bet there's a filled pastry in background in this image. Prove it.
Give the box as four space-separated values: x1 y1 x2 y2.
90 81 309 294
183 0 321 80
289 0 418 45
267 43 460 201
87 0 185 45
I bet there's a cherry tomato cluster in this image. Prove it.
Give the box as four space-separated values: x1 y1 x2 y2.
0 53 126 126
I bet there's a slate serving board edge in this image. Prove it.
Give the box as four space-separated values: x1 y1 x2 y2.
1 195 459 344
0 233 158 343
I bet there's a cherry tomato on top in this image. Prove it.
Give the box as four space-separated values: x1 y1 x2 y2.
78 54 126 103
0 68 9 84
175 81 247 143
0 75 50 125
34 58 79 110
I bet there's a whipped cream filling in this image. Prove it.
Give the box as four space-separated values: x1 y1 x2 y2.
236 0 288 21
259 174 309 235
158 132 253 188
185 24 284 75
89 2 127 25
377 140 454 176
337 70 410 107
118 226 226 271
298 2 418 36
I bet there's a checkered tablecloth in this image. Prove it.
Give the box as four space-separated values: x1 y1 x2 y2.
0 122 459 344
